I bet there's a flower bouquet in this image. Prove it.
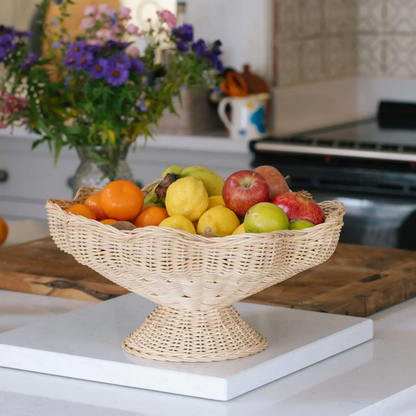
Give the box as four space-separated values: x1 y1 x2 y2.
0 1 224 188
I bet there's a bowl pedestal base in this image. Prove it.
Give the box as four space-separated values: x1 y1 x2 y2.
122 304 268 362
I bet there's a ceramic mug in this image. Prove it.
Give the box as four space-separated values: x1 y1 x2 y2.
217 93 270 140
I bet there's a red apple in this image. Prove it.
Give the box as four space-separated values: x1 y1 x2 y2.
272 191 325 225
253 165 290 199
223 170 271 217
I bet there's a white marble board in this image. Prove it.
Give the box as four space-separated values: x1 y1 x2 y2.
0 294 373 401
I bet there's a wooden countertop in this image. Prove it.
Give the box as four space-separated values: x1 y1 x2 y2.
0 237 415 317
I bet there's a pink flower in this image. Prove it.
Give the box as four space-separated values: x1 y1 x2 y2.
98 4 116 16
126 23 139 35
118 6 131 19
157 10 177 28
80 17 95 30
83 5 97 16
88 39 104 46
110 26 120 36
0 122 6 129
126 45 140 58
96 29 114 40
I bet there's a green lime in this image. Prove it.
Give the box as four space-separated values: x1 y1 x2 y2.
289 220 315 230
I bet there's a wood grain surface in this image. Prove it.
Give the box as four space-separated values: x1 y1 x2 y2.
1 238 415 316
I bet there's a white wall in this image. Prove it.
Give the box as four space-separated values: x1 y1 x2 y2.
186 0 273 83
1 0 38 30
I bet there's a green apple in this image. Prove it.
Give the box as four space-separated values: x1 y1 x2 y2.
162 165 183 178
289 220 314 230
244 202 289 233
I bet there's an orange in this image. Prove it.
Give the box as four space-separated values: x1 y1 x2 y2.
0 218 8 246
100 219 117 225
101 180 144 221
65 204 96 220
134 206 169 228
84 194 107 221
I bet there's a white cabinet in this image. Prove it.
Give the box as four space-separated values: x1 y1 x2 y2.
0 131 251 221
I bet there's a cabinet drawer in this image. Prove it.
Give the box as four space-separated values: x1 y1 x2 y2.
0 147 77 201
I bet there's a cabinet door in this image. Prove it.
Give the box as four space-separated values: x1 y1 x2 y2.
0 139 77 202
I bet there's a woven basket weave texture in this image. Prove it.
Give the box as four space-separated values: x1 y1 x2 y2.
46 182 345 362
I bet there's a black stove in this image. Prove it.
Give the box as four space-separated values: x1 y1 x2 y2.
250 119 416 250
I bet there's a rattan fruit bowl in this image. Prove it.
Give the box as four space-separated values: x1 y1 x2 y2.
46 181 345 363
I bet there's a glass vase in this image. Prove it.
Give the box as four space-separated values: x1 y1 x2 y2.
72 145 134 196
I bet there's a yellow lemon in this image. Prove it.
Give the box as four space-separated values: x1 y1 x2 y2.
232 223 246 235
165 177 209 222
159 215 196 234
197 206 240 237
207 195 226 210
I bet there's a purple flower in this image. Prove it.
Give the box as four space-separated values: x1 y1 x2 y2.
75 52 94 70
131 58 144 73
105 66 129 86
0 34 15 51
192 39 207 57
106 40 118 47
215 59 224 74
212 40 222 49
16 30 32 38
0 26 15 36
176 41 189 52
139 99 148 111
108 13 118 27
116 41 129 49
53 0 63 4
68 41 86 54
20 53 37 70
63 52 79 68
0 48 7 63
172 24 193 42
111 53 131 70
53 37 62 49
85 44 101 53
89 58 108 79
52 17 59 28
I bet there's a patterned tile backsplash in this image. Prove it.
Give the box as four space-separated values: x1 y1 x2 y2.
276 0 416 86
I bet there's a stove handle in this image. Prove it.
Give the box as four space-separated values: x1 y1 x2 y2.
0 170 8 183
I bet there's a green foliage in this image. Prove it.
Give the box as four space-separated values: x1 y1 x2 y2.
0 1 223 167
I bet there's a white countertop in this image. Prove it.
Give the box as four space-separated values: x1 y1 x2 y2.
0 291 416 415
1 222 416 415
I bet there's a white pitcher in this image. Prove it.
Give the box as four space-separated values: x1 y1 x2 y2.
217 93 270 141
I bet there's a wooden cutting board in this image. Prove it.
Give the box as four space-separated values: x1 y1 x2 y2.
1 238 416 316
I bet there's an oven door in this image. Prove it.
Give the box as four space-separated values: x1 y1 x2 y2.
311 191 416 250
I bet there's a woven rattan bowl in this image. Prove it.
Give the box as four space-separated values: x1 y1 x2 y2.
46 182 345 362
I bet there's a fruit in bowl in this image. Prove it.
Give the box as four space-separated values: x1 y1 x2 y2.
244 202 289 233
252 165 290 199
272 191 325 225
47 163 345 363
222 170 271 218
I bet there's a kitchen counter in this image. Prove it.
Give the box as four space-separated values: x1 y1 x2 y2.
0 126 250 154
1 288 416 415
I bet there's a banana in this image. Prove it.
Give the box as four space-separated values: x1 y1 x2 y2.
150 182 160 203
180 166 225 197
162 165 184 178
142 194 165 209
